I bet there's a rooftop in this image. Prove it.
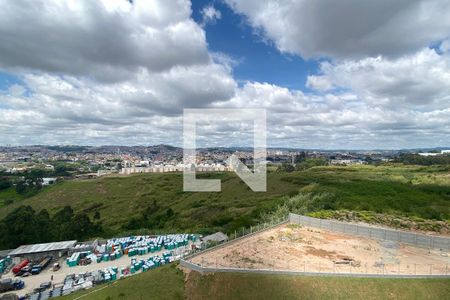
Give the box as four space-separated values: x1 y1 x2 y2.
9 240 77 256
202 232 228 243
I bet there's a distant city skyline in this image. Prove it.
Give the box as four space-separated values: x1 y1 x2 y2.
1 143 449 152
0 0 449 148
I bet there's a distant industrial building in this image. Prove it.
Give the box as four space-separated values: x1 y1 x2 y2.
8 241 77 263
418 150 450 156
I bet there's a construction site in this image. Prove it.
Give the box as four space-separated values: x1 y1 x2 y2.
189 222 450 276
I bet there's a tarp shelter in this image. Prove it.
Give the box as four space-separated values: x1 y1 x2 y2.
202 232 228 244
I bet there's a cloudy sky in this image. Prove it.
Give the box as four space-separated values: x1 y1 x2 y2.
0 0 449 149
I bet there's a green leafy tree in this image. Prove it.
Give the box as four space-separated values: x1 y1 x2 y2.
0 206 40 248
277 163 295 172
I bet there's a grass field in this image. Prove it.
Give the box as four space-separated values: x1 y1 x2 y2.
0 164 449 239
60 264 185 300
60 263 450 300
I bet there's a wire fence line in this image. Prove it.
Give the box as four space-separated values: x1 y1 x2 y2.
180 259 450 278
193 255 450 276
180 213 450 278
182 216 289 260
289 213 450 251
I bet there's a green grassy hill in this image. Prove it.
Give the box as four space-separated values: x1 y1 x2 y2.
0 164 449 241
61 263 450 300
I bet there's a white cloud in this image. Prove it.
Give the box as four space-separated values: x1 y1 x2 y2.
0 0 208 82
211 81 450 149
306 76 334 92
0 0 449 149
225 0 450 59
0 0 237 146
307 46 450 109
201 4 222 26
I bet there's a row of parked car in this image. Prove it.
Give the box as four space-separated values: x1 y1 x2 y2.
13 258 54 277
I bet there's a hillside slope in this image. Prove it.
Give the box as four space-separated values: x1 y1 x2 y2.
0 165 449 241
61 263 450 300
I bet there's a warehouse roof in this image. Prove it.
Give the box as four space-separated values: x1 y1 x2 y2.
9 240 77 256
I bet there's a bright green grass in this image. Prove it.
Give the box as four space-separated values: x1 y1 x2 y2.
61 264 450 300
0 187 26 208
60 264 184 300
186 272 450 300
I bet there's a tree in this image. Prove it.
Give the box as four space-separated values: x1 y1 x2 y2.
0 178 11 191
52 206 74 240
0 206 40 249
166 208 174 218
36 209 53 242
52 206 74 224
15 181 27 194
277 163 295 172
67 213 95 240
295 158 328 171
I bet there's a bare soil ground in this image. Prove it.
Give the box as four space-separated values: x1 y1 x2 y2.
190 224 450 275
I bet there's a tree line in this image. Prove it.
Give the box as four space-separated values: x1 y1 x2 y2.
0 205 102 250
277 158 329 172
394 153 450 165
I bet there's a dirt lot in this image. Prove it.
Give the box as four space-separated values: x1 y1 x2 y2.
190 224 450 275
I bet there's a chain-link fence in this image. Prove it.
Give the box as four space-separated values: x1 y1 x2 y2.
181 217 288 260
181 259 450 277
191 257 449 276
180 213 450 277
289 213 450 251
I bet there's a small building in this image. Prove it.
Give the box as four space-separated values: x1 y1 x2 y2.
201 232 228 245
42 177 57 186
8 240 77 263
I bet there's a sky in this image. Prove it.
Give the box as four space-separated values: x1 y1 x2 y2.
0 0 449 149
